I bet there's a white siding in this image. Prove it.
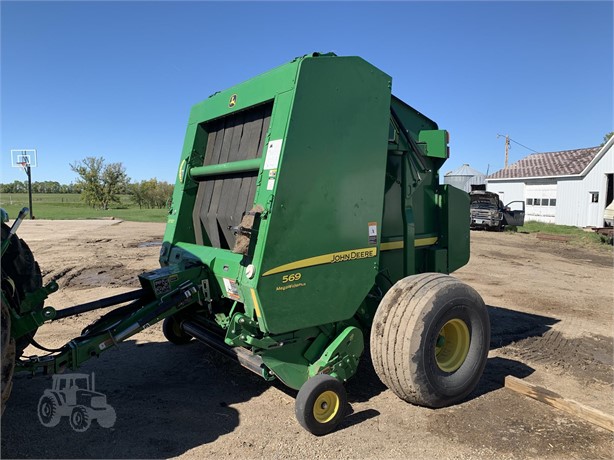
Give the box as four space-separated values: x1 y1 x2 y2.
485 181 525 205
556 144 613 226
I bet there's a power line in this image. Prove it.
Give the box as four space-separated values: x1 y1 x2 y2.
508 137 539 153
497 134 539 167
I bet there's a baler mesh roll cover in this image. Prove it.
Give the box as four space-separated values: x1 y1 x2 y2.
193 102 272 248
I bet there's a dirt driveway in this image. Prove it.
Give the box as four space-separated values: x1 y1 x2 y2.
2 220 613 459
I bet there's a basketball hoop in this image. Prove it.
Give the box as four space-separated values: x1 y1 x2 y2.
11 150 37 169
10 149 38 220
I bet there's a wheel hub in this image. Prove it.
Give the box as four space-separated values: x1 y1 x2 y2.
313 390 339 424
435 318 470 373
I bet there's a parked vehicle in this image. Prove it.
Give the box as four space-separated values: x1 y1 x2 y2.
470 191 525 230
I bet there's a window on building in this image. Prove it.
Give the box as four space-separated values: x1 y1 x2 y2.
590 192 599 203
549 199 556 206
526 198 533 205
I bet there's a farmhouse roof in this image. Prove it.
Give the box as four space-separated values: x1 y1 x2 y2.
487 146 600 180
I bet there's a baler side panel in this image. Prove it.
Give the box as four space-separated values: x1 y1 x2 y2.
256 56 392 334
441 184 470 272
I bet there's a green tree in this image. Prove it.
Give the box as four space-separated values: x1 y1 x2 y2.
130 179 173 209
10 181 27 193
129 182 146 209
101 162 129 210
602 132 613 146
70 157 129 209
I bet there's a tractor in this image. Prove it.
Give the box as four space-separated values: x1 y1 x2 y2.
37 373 116 432
1 53 490 435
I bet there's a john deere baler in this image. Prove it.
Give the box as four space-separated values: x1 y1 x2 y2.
2 53 489 436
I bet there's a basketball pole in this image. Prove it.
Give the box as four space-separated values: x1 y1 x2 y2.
25 163 34 220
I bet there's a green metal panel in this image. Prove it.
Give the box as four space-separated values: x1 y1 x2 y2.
419 130 449 159
254 56 392 334
441 184 470 272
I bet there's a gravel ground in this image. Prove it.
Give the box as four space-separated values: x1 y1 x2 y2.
2 220 612 459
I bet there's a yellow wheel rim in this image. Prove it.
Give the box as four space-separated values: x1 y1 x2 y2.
435 318 470 372
313 390 340 424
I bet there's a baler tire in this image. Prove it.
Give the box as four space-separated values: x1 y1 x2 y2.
37 395 61 427
162 316 193 345
69 405 91 432
1 301 16 415
1 223 43 357
295 374 347 436
370 273 490 408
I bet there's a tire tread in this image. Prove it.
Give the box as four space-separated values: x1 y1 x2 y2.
370 273 489 407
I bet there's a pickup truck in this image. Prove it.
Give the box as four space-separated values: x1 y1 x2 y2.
470 191 525 231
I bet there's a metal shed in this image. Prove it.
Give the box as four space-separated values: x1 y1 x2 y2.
444 164 486 193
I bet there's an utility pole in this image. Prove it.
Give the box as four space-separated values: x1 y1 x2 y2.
497 134 511 168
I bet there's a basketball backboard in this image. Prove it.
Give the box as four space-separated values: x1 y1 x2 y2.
11 149 38 168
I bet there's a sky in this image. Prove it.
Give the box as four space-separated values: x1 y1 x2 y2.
1 1 612 185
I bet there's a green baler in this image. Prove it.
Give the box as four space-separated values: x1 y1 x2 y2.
1 53 489 435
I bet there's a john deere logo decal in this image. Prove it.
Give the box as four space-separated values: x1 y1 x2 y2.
178 159 187 184
229 94 237 108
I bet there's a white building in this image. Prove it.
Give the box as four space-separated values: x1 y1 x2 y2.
485 136 614 227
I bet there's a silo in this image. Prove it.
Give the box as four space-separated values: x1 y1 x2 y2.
444 164 486 193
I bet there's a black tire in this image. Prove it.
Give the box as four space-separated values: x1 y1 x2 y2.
295 374 347 436
69 405 91 432
1 300 15 414
37 394 61 427
370 273 490 408
1 223 43 357
162 316 193 345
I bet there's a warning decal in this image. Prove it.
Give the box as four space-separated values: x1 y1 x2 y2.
368 221 378 245
264 139 283 170
223 278 241 301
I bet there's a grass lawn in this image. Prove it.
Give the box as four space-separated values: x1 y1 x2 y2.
515 220 608 246
0 193 168 222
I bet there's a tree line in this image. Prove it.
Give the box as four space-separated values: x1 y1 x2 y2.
1 156 174 210
0 181 82 194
